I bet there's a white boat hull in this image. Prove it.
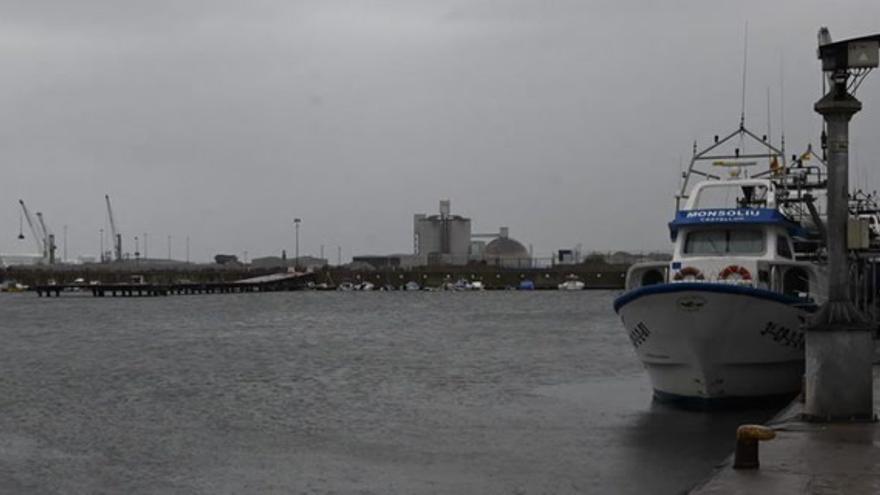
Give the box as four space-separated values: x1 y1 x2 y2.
615 283 813 403
558 281 585 291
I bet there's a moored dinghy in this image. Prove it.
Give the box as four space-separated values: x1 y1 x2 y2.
558 274 585 291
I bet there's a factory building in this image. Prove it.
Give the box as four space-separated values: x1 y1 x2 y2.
0 253 43 268
413 200 472 265
412 200 530 267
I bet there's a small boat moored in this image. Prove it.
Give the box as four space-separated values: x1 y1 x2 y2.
558 275 585 291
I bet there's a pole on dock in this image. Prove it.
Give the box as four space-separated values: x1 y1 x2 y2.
294 218 301 270
806 29 880 421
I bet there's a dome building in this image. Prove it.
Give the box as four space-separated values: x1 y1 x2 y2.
483 230 531 268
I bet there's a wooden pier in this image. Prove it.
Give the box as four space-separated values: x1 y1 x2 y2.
33 272 314 298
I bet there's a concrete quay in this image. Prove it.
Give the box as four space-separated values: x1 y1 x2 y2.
692 366 880 494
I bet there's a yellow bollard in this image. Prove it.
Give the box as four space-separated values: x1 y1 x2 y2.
733 424 776 469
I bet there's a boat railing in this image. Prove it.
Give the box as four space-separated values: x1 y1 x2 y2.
625 262 669 290
760 260 819 301
762 257 880 328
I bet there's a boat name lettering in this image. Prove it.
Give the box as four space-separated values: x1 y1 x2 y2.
684 209 761 219
760 321 804 350
629 322 651 348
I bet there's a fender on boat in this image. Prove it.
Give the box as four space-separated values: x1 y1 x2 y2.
613 282 818 314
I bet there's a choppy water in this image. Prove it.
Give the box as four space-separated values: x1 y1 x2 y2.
0 291 775 494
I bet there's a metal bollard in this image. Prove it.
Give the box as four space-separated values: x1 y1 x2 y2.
733 424 776 469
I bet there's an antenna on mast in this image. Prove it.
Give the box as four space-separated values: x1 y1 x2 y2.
779 52 786 165
766 86 772 148
739 21 749 129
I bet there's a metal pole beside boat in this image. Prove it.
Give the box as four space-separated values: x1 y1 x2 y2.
806 29 880 421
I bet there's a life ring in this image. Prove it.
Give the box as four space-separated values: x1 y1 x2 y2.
674 267 704 281
719 265 752 281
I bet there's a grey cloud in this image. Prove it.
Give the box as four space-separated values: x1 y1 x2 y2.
3 0 880 262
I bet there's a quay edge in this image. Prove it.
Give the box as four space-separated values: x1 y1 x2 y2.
689 366 880 494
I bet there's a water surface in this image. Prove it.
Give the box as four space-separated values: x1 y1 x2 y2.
0 291 775 494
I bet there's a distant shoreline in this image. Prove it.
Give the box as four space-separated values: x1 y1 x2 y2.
1 263 628 291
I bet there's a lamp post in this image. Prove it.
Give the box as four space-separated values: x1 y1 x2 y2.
806 28 880 421
100 228 104 262
294 218 301 269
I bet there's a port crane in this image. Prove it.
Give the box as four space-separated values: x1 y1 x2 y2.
105 194 122 261
35 211 56 264
17 199 45 258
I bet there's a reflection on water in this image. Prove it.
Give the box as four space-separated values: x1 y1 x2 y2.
533 374 778 493
0 291 781 494
621 400 778 493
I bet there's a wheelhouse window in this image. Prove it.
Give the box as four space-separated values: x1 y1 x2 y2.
683 229 765 256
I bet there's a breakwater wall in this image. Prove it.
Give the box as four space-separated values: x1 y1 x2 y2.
1 263 628 290
323 265 627 290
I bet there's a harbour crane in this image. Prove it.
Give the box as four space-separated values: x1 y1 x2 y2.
35 211 56 264
17 200 44 257
105 194 122 262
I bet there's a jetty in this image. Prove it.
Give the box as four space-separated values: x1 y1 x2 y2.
692 366 880 494
33 271 314 297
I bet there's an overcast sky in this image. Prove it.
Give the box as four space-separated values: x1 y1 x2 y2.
2 0 880 262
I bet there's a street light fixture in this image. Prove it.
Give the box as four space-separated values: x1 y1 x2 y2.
294 218 301 270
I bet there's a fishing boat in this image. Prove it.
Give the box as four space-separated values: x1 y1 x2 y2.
354 281 375 291
558 275 585 291
614 125 830 405
337 282 355 291
449 279 484 291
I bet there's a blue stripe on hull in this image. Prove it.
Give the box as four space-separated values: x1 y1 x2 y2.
613 282 817 314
